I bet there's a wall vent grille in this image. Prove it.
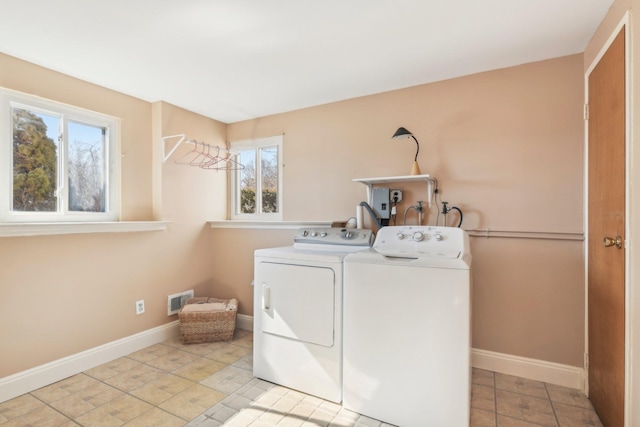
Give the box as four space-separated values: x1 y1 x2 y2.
167 290 194 316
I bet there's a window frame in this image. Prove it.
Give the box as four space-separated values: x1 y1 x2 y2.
0 88 121 222
230 135 283 221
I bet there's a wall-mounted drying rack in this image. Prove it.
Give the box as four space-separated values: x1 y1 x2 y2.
161 134 244 170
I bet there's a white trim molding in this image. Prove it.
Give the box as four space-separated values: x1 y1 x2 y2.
472 348 584 391
209 220 331 230
2 316 584 405
0 221 170 237
0 316 255 404
0 321 180 403
466 229 584 241
236 314 253 331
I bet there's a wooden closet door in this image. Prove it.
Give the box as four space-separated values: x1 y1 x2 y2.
587 27 626 427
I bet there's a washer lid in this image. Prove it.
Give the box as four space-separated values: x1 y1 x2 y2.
346 225 472 269
345 248 470 269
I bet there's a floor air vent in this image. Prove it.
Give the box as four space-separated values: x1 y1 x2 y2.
167 290 194 316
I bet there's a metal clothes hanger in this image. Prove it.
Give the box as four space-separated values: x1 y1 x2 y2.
200 147 245 170
162 134 245 170
173 139 202 164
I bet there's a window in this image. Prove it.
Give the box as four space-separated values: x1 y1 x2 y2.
0 88 120 222
230 135 283 220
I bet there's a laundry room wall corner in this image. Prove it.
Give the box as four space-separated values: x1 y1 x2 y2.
226 54 585 370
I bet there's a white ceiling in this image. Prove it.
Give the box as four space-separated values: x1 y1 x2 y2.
0 0 613 123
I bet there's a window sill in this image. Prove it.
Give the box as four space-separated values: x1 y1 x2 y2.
0 221 170 237
208 220 332 230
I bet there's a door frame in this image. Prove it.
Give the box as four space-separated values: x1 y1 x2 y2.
583 11 631 426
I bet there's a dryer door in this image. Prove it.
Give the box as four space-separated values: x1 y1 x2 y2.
257 262 335 347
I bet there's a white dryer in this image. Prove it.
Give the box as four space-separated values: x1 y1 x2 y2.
343 225 472 426
253 227 372 403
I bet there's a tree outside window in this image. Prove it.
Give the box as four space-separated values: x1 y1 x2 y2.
12 108 58 212
231 135 283 220
1 88 119 222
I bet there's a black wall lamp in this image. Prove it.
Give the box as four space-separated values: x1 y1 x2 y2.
392 127 421 175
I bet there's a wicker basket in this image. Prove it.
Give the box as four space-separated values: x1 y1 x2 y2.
179 297 237 344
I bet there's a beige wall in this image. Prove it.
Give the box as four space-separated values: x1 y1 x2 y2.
226 54 586 366
0 46 587 379
0 53 153 221
471 238 583 363
228 56 584 232
0 54 226 377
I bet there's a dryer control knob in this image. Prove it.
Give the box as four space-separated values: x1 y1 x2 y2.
320 232 327 237
434 233 444 241
412 232 425 242
396 233 405 240
311 231 317 237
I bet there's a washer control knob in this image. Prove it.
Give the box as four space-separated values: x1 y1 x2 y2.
344 231 353 239
396 233 405 240
434 233 444 241
311 231 317 237
412 232 425 242
320 231 327 237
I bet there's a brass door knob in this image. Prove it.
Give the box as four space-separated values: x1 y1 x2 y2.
603 236 623 249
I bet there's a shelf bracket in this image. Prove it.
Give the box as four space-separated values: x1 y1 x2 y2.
161 134 187 163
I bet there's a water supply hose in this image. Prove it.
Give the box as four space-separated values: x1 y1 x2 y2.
441 201 463 228
359 201 383 230
403 201 424 225
451 206 463 228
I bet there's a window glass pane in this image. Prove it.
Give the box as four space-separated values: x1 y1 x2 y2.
239 149 256 214
68 121 106 212
11 108 58 212
261 146 278 213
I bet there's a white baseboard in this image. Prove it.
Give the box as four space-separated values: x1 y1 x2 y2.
1 317 582 405
472 348 584 391
0 321 180 404
0 315 254 404
236 314 253 331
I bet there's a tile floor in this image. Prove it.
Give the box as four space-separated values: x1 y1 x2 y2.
471 369 603 427
0 329 603 426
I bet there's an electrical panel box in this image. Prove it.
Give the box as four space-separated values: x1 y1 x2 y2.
372 187 391 219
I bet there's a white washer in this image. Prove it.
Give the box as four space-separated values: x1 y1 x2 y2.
253 227 372 403
343 225 472 426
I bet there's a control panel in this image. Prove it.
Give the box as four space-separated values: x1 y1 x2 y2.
294 227 373 247
373 225 466 258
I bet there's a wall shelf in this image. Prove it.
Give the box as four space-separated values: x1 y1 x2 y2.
0 221 169 238
353 174 437 208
